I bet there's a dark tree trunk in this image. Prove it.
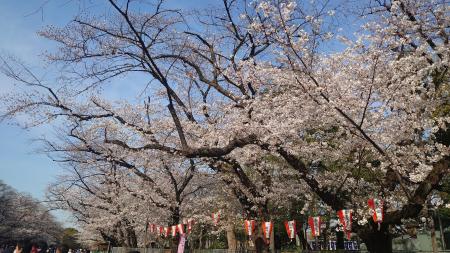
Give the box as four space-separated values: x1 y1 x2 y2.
127 227 138 248
254 237 266 253
252 221 270 253
226 223 237 253
336 231 345 250
297 228 308 250
359 222 392 253
100 231 120 247
170 206 181 253
121 218 138 247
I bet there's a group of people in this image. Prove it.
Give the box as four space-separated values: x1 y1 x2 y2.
0 244 45 253
0 245 87 253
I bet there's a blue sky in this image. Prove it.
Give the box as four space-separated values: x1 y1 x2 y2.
0 0 82 226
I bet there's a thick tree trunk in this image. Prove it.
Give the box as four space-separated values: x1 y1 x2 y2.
254 237 266 253
253 222 269 253
430 215 438 253
336 231 345 250
198 228 203 249
297 228 308 250
226 223 237 253
360 222 392 253
127 227 138 248
170 207 181 253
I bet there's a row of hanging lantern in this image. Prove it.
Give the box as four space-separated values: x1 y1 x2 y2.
308 198 384 240
147 198 383 242
148 212 221 238
311 197 384 238
243 220 299 243
241 198 384 243
148 218 194 237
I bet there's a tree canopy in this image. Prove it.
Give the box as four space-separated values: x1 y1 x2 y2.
0 180 62 245
0 0 448 252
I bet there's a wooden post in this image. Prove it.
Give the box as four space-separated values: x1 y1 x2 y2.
436 209 446 249
430 215 438 253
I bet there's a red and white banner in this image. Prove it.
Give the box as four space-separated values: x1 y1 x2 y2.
262 221 273 244
171 225 177 236
177 224 185 235
284 220 296 240
368 198 384 223
244 220 256 236
308 216 321 237
212 212 220 226
149 224 156 233
164 227 171 237
337 209 352 239
187 218 194 234
157 226 163 236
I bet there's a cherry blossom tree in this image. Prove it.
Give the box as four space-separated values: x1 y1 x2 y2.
1 0 449 252
0 180 62 245
44 139 212 248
